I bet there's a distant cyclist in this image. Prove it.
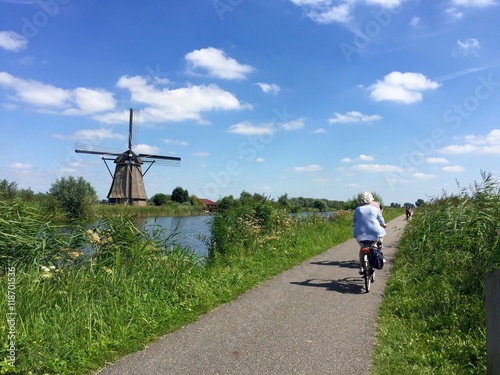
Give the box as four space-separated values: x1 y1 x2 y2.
405 206 413 220
353 192 387 275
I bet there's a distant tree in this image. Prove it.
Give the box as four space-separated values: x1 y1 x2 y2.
48 176 98 218
415 198 425 207
217 195 236 211
313 199 327 212
190 195 204 207
403 202 415 208
171 187 189 204
277 193 290 208
390 202 402 208
150 193 169 206
0 179 18 200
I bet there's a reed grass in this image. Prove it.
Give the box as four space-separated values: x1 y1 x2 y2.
373 172 500 375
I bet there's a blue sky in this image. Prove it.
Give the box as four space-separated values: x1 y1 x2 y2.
1 0 499 205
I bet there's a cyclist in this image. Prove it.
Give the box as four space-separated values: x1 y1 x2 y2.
405 206 413 220
353 192 387 274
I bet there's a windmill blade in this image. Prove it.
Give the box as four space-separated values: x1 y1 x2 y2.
138 153 181 167
145 159 181 167
75 143 123 156
138 153 181 161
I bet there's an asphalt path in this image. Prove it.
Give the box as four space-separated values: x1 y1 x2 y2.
96 215 407 375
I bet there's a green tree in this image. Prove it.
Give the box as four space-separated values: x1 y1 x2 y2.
277 193 289 208
313 199 327 212
150 193 169 206
415 198 425 207
217 195 235 211
0 179 18 200
48 176 98 218
171 186 189 204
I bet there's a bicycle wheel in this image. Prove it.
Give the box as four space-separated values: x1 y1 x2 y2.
363 256 371 292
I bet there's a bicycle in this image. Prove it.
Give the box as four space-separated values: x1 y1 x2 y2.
359 240 380 293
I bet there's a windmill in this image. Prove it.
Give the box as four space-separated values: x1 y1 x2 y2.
75 108 181 206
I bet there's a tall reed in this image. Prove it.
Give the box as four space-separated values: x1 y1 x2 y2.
374 172 499 374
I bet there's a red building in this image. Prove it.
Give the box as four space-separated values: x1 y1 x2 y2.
199 198 217 213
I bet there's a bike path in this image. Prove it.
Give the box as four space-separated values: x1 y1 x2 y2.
96 215 407 375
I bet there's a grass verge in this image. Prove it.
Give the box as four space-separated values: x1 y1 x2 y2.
373 173 499 375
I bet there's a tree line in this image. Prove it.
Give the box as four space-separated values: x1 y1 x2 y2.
0 177 425 220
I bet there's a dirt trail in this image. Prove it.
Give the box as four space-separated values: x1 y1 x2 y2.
96 215 407 375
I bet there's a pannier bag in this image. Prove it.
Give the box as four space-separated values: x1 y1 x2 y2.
369 246 385 270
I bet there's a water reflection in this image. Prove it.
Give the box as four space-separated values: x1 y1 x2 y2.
133 215 213 257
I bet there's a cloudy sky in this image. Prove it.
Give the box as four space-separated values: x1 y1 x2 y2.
1 0 499 204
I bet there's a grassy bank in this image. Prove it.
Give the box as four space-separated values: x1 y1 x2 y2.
92 202 205 218
0 199 399 375
373 174 500 374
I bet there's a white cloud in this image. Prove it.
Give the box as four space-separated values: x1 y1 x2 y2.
464 128 500 145
451 0 496 7
257 82 281 94
164 138 188 146
313 128 327 134
342 154 374 162
52 129 126 141
290 0 406 25
192 151 210 157
9 162 32 169
0 71 116 114
279 118 305 131
365 0 406 8
444 7 464 20
0 71 71 106
359 154 374 161
445 0 496 21
438 144 478 154
352 164 404 172
368 71 440 104
409 16 420 27
97 75 248 124
437 130 500 155
464 129 500 154
442 165 466 172
256 157 266 162
412 172 436 180
426 157 449 164
328 111 382 124
185 47 254 80
291 164 322 172
227 118 304 135
133 144 160 154
65 88 116 115
453 38 480 57
227 121 274 135
290 1 352 24
0 31 27 52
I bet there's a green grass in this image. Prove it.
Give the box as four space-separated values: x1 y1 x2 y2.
0 203 403 375
373 173 500 375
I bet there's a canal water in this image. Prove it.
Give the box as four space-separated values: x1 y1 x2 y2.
133 215 213 257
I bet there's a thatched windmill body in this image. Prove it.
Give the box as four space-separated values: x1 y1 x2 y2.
76 109 181 206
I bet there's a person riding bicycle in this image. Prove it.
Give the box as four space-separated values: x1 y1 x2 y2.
353 192 387 275
405 206 412 220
